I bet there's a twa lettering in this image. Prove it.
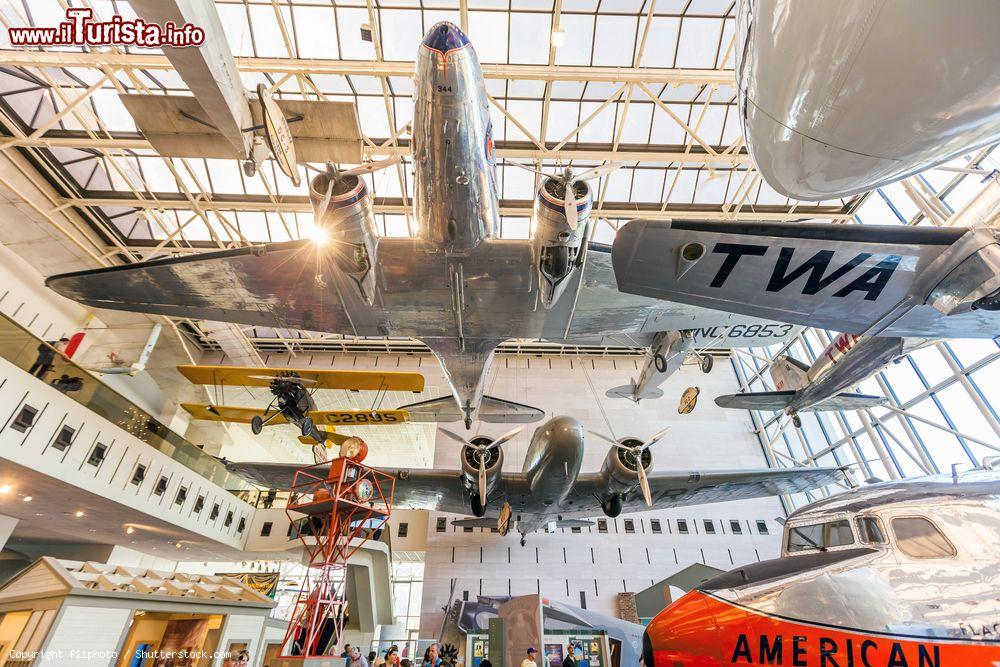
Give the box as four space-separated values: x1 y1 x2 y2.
709 243 901 302
731 633 941 667
8 8 205 48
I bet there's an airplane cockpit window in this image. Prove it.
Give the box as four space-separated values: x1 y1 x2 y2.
786 519 855 553
891 517 957 559
856 516 887 545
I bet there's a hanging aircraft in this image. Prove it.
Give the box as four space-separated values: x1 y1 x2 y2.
176 365 424 443
44 20 798 429
611 220 1000 345
642 464 1000 666
736 0 1000 200
225 415 843 547
714 333 938 427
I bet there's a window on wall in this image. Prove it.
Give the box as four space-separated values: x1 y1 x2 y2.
398 522 409 538
677 520 689 534
436 517 446 532
730 520 742 535
87 443 107 466
224 511 234 527
261 521 273 537
153 476 168 496
194 495 205 513
597 519 608 533
623 520 635 534
703 520 715 534
650 520 662 534
11 405 37 432
131 464 146 486
210 503 220 521
52 425 75 451
756 520 769 534
174 486 187 506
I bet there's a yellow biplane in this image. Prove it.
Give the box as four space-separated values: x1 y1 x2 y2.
178 364 422 443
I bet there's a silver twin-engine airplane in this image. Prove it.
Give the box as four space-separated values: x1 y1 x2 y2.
45 21 797 428
226 415 843 546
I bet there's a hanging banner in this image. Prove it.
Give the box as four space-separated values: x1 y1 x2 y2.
218 571 280 598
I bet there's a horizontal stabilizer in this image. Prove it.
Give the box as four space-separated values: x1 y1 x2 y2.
715 391 796 411
605 384 664 401
812 393 888 411
478 395 545 424
401 395 545 424
120 94 363 163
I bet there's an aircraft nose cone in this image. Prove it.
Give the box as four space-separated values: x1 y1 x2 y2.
422 21 470 53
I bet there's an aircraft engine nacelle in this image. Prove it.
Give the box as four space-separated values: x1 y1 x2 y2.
309 173 379 304
533 178 593 309
599 437 653 497
460 437 505 498
927 240 1000 315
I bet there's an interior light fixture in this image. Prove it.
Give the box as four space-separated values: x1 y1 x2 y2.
23 496 32 502
0 484 10 494
126 526 135 534
551 27 566 48
75 510 85 517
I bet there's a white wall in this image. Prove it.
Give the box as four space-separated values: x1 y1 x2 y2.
215 614 266 667
38 605 132 667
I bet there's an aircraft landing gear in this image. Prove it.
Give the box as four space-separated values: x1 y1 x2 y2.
601 495 622 518
251 415 264 435
471 494 486 518
700 354 714 374
653 353 668 373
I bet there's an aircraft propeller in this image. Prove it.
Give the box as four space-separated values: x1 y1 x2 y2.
588 426 670 507
439 425 524 508
311 157 402 223
510 161 624 230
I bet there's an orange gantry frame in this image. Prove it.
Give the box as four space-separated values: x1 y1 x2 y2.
281 453 394 658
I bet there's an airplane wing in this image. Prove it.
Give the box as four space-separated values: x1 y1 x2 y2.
181 403 409 425
715 391 887 411
402 395 545 424
177 364 424 391
567 467 844 516
225 462 486 514
611 220 1000 338
551 243 803 347
45 240 390 336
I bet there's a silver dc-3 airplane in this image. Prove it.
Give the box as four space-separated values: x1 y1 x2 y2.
715 332 938 428
643 464 1000 666
45 18 798 428
226 415 843 547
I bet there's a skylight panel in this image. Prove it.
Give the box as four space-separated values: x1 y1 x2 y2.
576 101 616 143
384 215 410 238
686 0 736 16
91 90 136 132
267 213 294 242
348 76 383 95
469 12 509 63
470 0 509 8
716 18 736 67
334 7 375 60
422 10 463 30
591 220 618 244
598 0 646 14
390 77 415 96
554 14 595 65
137 157 180 192
693 169 729 203
500 164 536 200
693 104 727 144
561 0 599 12
666 168 698 203
755 180 789 205
508 80 546 98
356 97 392 137
501 217 531 239
675 17 723 69
488 105 507 140
512 0 554 11
218 3 255 57
249 5 294 58
308 75 353 95
503 100 543 142
508 13 553 65
630 168 666 203
601 169 632 201
544 101 579 140
635 17 680 67
582 81 625 101
205 159 245 195
293 7 340 59
380 10 424 61
550 80 586 99
649 103 688 143
617 101 653 143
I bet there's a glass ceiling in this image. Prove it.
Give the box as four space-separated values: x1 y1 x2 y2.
0 0 997 495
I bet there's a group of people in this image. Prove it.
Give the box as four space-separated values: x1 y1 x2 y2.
342 642 576 667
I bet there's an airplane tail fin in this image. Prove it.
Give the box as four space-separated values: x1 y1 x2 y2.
716 391 886 411
400 395 545 424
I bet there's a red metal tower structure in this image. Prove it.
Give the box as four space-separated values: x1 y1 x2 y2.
281 439 394 658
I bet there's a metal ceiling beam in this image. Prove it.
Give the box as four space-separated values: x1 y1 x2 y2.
0 49 734 85
6 134 752 164
66 195 846 221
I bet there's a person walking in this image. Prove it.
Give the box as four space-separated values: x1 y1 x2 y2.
421 644 442 667
520 647 538 667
